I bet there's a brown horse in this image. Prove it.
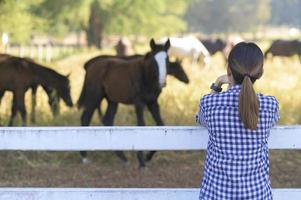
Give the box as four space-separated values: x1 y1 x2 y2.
264 40 301 62
0 55 73 126
200 38 227 55
0 54 60 124
0 81 60 124
84 54 189 83
78 38 171 167
84 54 189 121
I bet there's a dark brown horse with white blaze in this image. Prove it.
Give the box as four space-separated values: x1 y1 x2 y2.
0 55 73 126
78 39 172 167
83 54 189 121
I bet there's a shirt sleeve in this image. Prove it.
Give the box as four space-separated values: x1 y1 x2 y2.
196 97 207 127
273 99 280 126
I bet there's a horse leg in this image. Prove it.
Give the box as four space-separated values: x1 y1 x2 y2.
145 100 164 162
30 85 37 123
80 97 101 164
102 100 128 164
42 86 60 117
9 91 26 126
97 101 103 122
134 101 146 168
0 91 4 125
102 100 118 125
8 94 18 126
147 100 164 126
0 90 4 105
17 92 27 126
81 104 97 126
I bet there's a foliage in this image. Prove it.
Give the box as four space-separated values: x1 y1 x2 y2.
31 0 189 43
30 0 89 36
0 0 42 43
185 0 271 33
269 0 301 28
102 0 188 37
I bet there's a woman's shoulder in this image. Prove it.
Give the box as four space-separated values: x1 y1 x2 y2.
200 91 235 108
258 94 279 111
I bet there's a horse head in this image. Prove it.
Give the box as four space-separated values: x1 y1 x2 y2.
57 75 73 107
167 60 189 84
147 38 170 88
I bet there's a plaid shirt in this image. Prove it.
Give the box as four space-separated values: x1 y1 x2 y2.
197 85 279 200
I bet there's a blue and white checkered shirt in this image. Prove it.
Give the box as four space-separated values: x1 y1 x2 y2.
197 85 279 200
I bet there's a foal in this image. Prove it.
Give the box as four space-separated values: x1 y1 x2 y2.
0 55 73 126
78 39 170 167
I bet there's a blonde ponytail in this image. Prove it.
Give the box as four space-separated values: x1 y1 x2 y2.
239 76 259 130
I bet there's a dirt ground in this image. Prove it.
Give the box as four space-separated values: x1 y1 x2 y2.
0 150 300 188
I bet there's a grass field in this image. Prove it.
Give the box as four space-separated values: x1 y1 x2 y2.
0 42 300 188
2 45 301 126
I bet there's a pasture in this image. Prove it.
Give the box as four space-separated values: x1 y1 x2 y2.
0 41 300 188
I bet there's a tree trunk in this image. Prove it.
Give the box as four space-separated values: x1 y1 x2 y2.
86 0 103 49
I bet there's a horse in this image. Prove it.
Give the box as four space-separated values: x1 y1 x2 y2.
199 38 227 55
0 81 60 124
83 54 189 120
0 54 60 124
78 38 171 167
115 37 134 56
0 55 73 126
158 36 210 66
264 40 301 62
83 54 189 83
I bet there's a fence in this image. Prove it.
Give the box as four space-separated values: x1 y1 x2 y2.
2 44 80 63
0 126 300 200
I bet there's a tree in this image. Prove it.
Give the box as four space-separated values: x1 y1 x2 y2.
185 0 271 33
0 0 42 44
270 0 301 28
32 0 189 48
86 0 103 48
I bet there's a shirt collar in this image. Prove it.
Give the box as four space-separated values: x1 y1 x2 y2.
227 84 241 92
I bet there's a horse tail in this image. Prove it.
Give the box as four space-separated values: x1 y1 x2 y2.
77 68 104 110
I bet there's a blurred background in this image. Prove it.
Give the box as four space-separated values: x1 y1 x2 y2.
0 0 300 189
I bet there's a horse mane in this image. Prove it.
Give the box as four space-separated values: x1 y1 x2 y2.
24 59 67 81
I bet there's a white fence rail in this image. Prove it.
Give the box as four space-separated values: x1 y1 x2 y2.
0 126 300 200
0 188 300 200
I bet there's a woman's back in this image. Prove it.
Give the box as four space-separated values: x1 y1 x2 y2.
197 42 279 200
198 85 279 199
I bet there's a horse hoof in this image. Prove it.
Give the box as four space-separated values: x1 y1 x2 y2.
139 165 148 171
82 158 91 164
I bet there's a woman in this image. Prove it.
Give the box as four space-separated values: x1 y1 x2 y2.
197 42 279 199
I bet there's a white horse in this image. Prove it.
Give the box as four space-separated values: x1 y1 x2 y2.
159 36 210 65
